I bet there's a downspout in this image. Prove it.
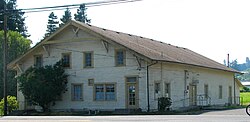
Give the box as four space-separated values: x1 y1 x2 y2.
184 70 188 107
146 61 158 112
228 54 236 104
234 75 236 104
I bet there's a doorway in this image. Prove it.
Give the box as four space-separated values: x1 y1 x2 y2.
126 77 139 109
189 84 197 106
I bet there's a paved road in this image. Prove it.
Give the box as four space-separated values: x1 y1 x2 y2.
0 108 249 122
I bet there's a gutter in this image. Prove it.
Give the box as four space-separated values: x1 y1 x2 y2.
146 61 158 112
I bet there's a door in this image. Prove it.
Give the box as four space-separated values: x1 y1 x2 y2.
189 84 197 106
126 77 139 109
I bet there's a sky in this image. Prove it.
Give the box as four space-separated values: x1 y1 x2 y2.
16 0 250 64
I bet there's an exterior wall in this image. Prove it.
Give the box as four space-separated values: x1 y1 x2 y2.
16 26 147 111
15 25 239 111
148 62 238 110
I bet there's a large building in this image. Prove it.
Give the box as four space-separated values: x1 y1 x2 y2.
8 20 241 111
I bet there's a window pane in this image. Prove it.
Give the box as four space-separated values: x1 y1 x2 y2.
106 84 115 100
62 54 70 67
127 77 136 83
95 85 104 100
219 85 222 99
85 53 92 67
35 56 42 67
155 83 160 94
73 85 82 101
165 83 170 97
116 51 124 65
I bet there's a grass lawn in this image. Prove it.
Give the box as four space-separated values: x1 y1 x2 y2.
240 92 250 105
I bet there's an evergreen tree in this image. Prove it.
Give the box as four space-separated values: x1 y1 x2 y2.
59 8 72 27
44 12 59 37
0 0 29 37
74 4 91 23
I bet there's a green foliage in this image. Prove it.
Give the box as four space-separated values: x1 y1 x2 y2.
0 31 31 99
0 96 19 115
60 8 72 27
0 0 29 37
240 92 250 105
158 97 172 112
18 60 68 112
44 12 59 37
74 4 91 23
241 86 250 92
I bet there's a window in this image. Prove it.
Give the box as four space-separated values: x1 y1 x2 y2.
83 52 93 68
165 83 170 98
115 50 125 66
204 84 208 98
72 84 83 101
94 84 116 101
34 55 43 67
62 53 71 68
88 79 94 86
155 83 160 94
219 85 222 99
127 77 137 83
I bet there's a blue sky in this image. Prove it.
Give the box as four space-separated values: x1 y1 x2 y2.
17 0 250 64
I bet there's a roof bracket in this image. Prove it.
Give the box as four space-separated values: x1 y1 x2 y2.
134 55 142 70
72 27 80 37
16 64 23 74
43 45 50 56
102 40 109 53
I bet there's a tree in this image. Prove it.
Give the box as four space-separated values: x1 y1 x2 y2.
59 8 72 27
18 61 68 112
74 4 91 23
44 12 59 37
0 0 29 37
0 31 31 99
230 59 239 71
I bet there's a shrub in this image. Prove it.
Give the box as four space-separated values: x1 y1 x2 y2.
158 97 172 112
0 96 19 115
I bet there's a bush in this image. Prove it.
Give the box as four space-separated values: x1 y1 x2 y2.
158 97 172 112
0 96 19 115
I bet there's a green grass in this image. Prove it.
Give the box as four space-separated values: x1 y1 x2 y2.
240 92 250 105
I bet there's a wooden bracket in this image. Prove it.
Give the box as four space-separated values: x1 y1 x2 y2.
72 27 80 37
43 45 50 56
16 64 23 73
102 40 109 53
134 55 142 70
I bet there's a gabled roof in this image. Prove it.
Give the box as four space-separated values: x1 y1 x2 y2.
8 20 239 73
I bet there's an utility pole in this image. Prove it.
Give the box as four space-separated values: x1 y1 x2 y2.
3 1 8 116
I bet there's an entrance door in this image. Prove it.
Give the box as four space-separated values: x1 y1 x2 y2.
189 85 197 106
126 77 138 109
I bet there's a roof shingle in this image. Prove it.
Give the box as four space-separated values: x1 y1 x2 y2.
74 21 238 73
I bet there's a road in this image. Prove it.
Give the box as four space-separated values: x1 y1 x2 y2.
0 108 249 122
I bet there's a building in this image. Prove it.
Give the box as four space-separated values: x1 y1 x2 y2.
241 81 250 89
8 20 241 111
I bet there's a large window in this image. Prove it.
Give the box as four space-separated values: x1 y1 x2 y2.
219 85 222 99
165 83 170 98
155 83 160 94
34 55 43 67
62 53 71 68
72 84 83 101
204 84 208 98
94 84 116 101
115 50 125 66
83 52 93 68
